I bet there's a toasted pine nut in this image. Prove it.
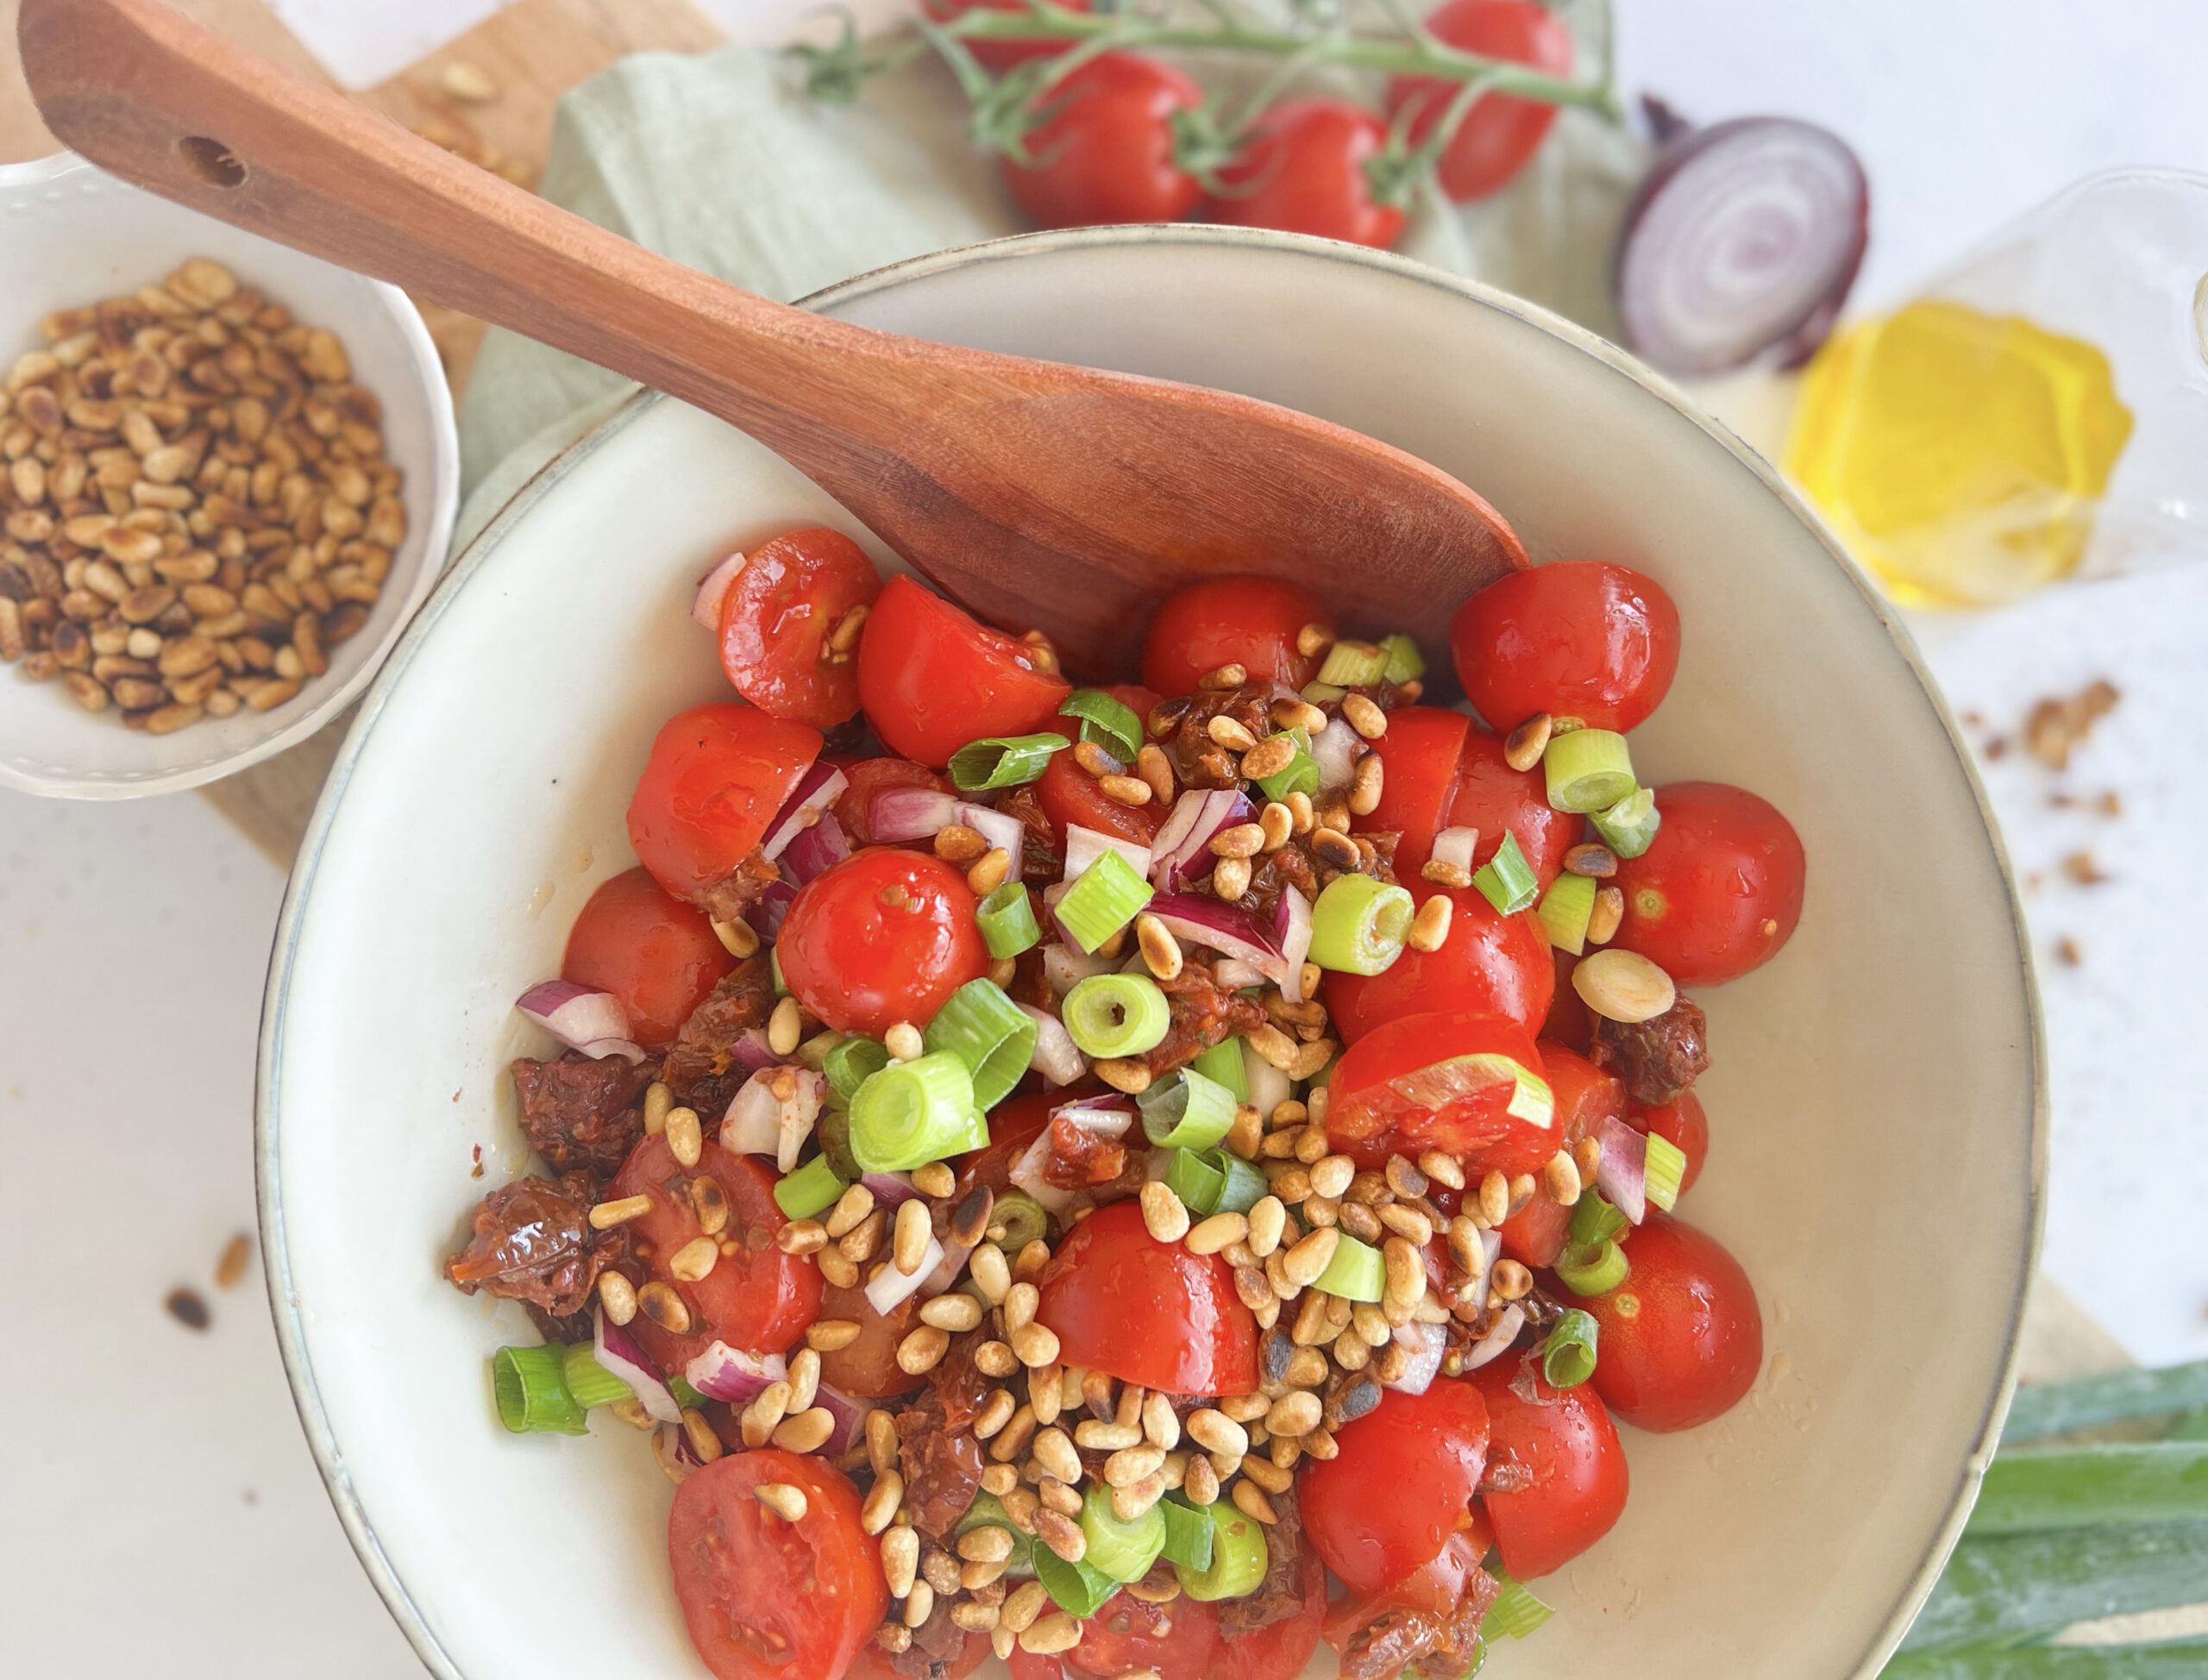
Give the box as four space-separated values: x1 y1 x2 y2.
1545 1150 1584 1206
766 995 802 1056
1341 693 1388 739
1100 774 1152 807
1135 912 1182 981
1350 753 1384 817
1212 855 1251 901
643 1081 673 1135
1246 1196 1287 1258
668 1237 718 1283
882 1526 919 1596
912 1160 957 1198
1281 1227 1340 1288
861 1471 904 1534
1420 1150 1466 1190
1140 1181 1190 1243
1477 1170 1511 1229
897 1326 950 1375
588 1194 653 1230
1200 661 1248 690
1266 1391 1323 1438
1186 1212 1248 1255
885 1021 925 1062
920 1293 984 1332
1422 858 1473 888
681 1408 724 1464
1504 712 1552 772
1565 842 1618 878
1208 714 1258 752
787 1347 821 1414
713 917 760 957
1588 885 1625 944
1209 822 1266 858
1383 1237 1425 1309
893 1197 933 1275
827 1183 876 1238
1010 1322 1061 1368
807 1317 861 1351
934 823 989 862
1309 1154 1355 1200
772 1407 837 1454
1004 1281 1039 1332
778 1219 830 1256
664 1106 702 1169
1136 743 1175 806
1408 893 1453 953
755 1483 809 1522
637 1281 691 1335
1094 1056 1153 1094
968 848 1012 894
1239 734 1296 780
1020 1611 1082 1654
969 1243 1012 1303
598 1270 637 1325
1232 1479 1279 1526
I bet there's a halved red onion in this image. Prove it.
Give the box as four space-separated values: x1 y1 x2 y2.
1596 1113 1653 1224
1021 1005 1084 1086
957 801 1026 863
596 1307 682 1423
1385 1321 1447 1396
1431 825 1479 879
691 552 744 631
1615 115 1870 376
867 1234 942 1313
1463 1304 1529 1373
760 764 850 864
869 786 961 844
517 981 634 1057
744 879 796 941
781 813 852 884
812 1383 870 1457
1043 942 1116 996
1148 789 1254 893
1310 718 1359 795
860 1171 921 1208
1063 824 1153 885
684 1342 787 1406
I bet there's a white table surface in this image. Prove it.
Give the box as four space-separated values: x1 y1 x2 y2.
6 2 2205 1676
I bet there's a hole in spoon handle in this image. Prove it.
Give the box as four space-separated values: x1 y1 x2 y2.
175 136 247 190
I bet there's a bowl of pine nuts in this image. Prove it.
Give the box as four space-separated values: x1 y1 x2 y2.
0 152 458 797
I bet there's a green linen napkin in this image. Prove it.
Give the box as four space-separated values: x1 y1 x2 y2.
455 32 1647 542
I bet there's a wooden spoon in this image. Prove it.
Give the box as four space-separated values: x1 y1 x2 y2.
16 0 1526 678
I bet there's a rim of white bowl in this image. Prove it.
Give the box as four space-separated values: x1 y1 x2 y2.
0 152 461 799
256 223 2048 1680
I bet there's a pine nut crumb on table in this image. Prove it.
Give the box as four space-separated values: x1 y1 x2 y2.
443 532 1805 1677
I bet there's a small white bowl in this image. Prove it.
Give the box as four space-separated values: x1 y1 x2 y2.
0 153 458 799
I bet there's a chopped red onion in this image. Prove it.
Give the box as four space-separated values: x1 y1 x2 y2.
957 802 1026 863
760 764 850 864
1051 1097 1136 1135
869 786 961 843
1007 1135 1074 1215
718 1067 824 1167
812 1383 869 1457
1042 942 1117 996
1214 957 1268 992
1596 1113 1653 1224
1310 718 1359 795
866 1234 942 1313
1385 1321 1447 1395
730 1029 781 1075
923 1240 973 1297
690 552 744 631
655 1422 703 1481
781 813 852 884
1146 892 1283 974
744 879 796 941
516 981 635 1058
1063 824 1153 885
1021 1005 1085 1086
860 1171 921 1208
596 1308 681 1423
1465 1225 1502 1307
1463 1304 1529 1373
570 1036 646 1063
1276 887 1314 1005
1245 1048 1289 1123
1431 826 1479 878
1148 789 1254 893
682 1342 788 1407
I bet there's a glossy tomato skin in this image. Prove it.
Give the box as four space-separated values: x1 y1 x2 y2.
1302 1380 1490 1594
1038 1200 1259 1396
1496 1043 1623 1266
1068 1591 1220 1680
1037 684 1167 847
1322 1529 1496 1658
778 850 987 1037
1447 728 1577 890
1385 0 1572 202
850 1632 989 1680
1004 53 1207 229
923 0 1091 68
1449 561 1681 733
1612 780 1807 983
1586 1213 1762 1432
1470 1356 1629 1578
1325 885 1552 1044
1541 947 1594 1051
628 705 822 900
1358 705 1471 875
668 1449 885 1680
1215 1544 1329 1680
834 755 954 846
1206 99 1407 248
1634 1089 1709 1195
812 1281 923 1400
611 1138 821 1370
1140 574 1331 697
1327 1010 1552 1178
856 576 1070 768
717 528 881 728
562 866 733 1048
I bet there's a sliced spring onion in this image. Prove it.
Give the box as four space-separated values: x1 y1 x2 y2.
1379 632 1424 684
1192 1037 1249 1103
948 731 1069 793
1308 874 1415 974
1164 1145 1270 1217
1590 786 1662 858
1556 1238 1631 1298
1643 1131 1687 1213
976 881 1042 958
1568 1193 1628 1249
1302 680 1347 705
1060 689 1143 762
560 1342 632 1412
1543 728 1637 814
1056 848 1153 954
1251 728 1320 802
957 1492 1037 1571
848 1052 986 1172
1313 1232 1386 1302
1062 972 1170 1060
668 1375 704 1412
1485 1570 1554 1639
1080 1483 1167 1583
924 979 1038 1111
1316 639 1388 686
1386 1050 1553 1131
774 1153 849 1220
1033 1545 1120 1618
1139 1065 1237 1150
991 1190 1051 1251
1542 1309 1600 1388
823 1035 889 1104
1178 1507 1269 1601
492 1345 588 1435
1537 871 1597 956
1471 831 1540 916
1159 1495 1215 1572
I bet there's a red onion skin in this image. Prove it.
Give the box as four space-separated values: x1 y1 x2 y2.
682 1343 787 1406
1595 1113 1651 1223
517 981 632 1056
596 1309 681 1422
1150 789 1253 892
781 814 852 883
869 786 961 844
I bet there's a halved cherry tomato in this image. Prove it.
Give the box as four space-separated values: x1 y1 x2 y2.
1446 727 1577 889
1357 705 1471 875
1470 1355 1629 1578
1037 1200 1259 1396
922 0 1091 68
857 577 1071 768
1325 885 1552 1044
1449 561 1681 734
1496 1043 1623 1266
561 866 733 1048
1385 0 1573 202
850 1631 989 1680
627 704 822 900
1612 780 1806 984
1215 1544 1329 1680
667 1449 885 1680
834 755 954 846
716 528 881 728
1321 1528 1497 1659
610 1138 821 1370
777 850 987 1037
1003 53 1208 229
1140 574 1332 698
1585 1213 1762 1432
1633 1089 1708 1196
1206 98 1408 250
1327 1009 1552 1178
1037 684 1167 847
1302 1379 1490 1594
1068 1591 1220 1680
1541 947 1593 1051
812 1281 923 1401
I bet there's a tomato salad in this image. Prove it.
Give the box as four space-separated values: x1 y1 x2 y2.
447 524 1803 1680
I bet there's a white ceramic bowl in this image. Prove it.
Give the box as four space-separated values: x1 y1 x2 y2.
259 228 2044 1680
0 153 458 798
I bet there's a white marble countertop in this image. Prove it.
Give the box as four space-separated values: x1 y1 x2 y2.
5 1 2205 1676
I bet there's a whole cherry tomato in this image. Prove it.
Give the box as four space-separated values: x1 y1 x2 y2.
856 576 1070 768
1214 1544 1329 1680
1584 1213 1762 1432
1634 1088 1708 1196
1003 53 1207 229
1611 780 1806 983
1325 884 1553 1044
1496 1043 1623 1266
922 0 1092 69
1357 705 1471 876
777 849 988 1037
1038 684 1167 846
1302 1380 1490 1594
1385 0 1573 202
1140 574 1333 697
716 528 881 728
1327 1009 1553 1178
1037 1200 1259 1396
1446 727 1577 890
1205 98 1408 248
1449 561 1681 733
627 704 822 900
1068 1592 1220 1680
1469 1355 1629 1578
667 1450 884 1680
833 755 955 846
561 866 732 1048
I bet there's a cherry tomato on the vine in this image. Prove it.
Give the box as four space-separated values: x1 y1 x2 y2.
561 866 732 1048
775 849 988 1037
856 576 1070 768
627 704 821 900
715 527 881 728
1469 1356 1628 1578
1449 560 1681 733
1206 98 1408 249
1003 53 1208 229
1611 780 1806 983
1584 1212 1762 1432
922 0 1092 70
1140 574 1332 697
1386 0 1573 203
